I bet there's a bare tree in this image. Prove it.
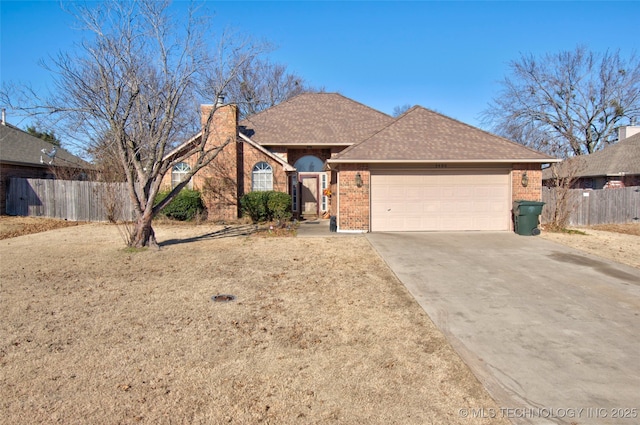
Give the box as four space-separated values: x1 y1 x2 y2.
543 159 583 231
225 58 320 119
2 0 267 248
482 46 640 158
392 104 412 117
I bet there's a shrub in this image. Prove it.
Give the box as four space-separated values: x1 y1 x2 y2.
240 191 269 222
267 191 292 222
240 191 292 222
155 189 205 221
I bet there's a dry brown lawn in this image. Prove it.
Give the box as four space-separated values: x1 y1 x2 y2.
540 222 640 269
0 220 509 424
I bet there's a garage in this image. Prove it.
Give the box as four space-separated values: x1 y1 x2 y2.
370 169 511 232
327 105 556 233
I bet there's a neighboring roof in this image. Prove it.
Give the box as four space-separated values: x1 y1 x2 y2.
542 132 640 180
329 106 558 164
0 123 92 169
239 92 394 146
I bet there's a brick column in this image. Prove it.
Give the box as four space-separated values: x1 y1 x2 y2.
512 164 542 201
337 164 370 232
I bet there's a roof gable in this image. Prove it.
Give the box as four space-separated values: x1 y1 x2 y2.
237 133 295 172
330 106 556 163
0 124 91 169
239 92 393 146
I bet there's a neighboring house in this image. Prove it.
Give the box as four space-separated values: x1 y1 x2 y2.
164 92 557 232
542 128 640 190
0 120 93 215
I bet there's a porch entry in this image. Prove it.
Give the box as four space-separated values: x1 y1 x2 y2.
293 155 327 219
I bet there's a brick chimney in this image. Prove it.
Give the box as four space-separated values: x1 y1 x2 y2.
197 101 240 221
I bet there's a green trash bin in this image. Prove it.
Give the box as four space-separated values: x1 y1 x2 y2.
513 200 545 236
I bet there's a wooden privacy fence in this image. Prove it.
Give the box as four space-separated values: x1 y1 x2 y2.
6 178 136 222
541 186 640 226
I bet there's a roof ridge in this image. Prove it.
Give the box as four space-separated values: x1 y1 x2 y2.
331 92 392 118
240 92 391 127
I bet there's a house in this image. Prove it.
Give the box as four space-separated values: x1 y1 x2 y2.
163 92 557 232
542 127 640 190
0 118 93 215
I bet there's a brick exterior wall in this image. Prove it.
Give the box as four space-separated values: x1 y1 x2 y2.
194 105 288 221
336 164 369 231
288 148 332 167
623 175 640 187
159 105 239 220
197 105 239 221
161 104 290 221
334 163 545 233
512 163 543 202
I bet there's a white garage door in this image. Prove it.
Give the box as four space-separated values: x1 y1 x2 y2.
371 169 511 231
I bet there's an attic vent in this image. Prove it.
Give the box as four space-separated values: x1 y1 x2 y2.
216 93 226 107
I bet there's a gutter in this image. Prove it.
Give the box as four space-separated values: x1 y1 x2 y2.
327 158 561 165
259 143 353 147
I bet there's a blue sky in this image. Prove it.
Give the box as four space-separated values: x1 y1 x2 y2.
2 1 639 130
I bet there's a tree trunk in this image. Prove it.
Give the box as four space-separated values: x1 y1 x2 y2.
130 213 158 249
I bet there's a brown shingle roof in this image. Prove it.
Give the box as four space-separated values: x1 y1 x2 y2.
542 133 640 179
330 106 556 163
239 93 393 146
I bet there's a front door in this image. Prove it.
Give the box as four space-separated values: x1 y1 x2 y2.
300 176 318 218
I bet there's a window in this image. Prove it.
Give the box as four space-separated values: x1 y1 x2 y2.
294 155 324 172
321 173 327 211
291 178 298 212
252 162 273 191
172 162 192 189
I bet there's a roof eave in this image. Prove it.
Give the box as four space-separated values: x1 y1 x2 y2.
327 158 561 164
162 131 203 161
259 142 354 147
0 159 50 168
0 158 93 169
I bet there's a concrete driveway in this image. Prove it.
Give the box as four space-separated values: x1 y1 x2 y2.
366 232 640 425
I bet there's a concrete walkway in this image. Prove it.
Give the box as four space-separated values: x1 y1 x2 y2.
366 232 640 425
296 219 358 237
